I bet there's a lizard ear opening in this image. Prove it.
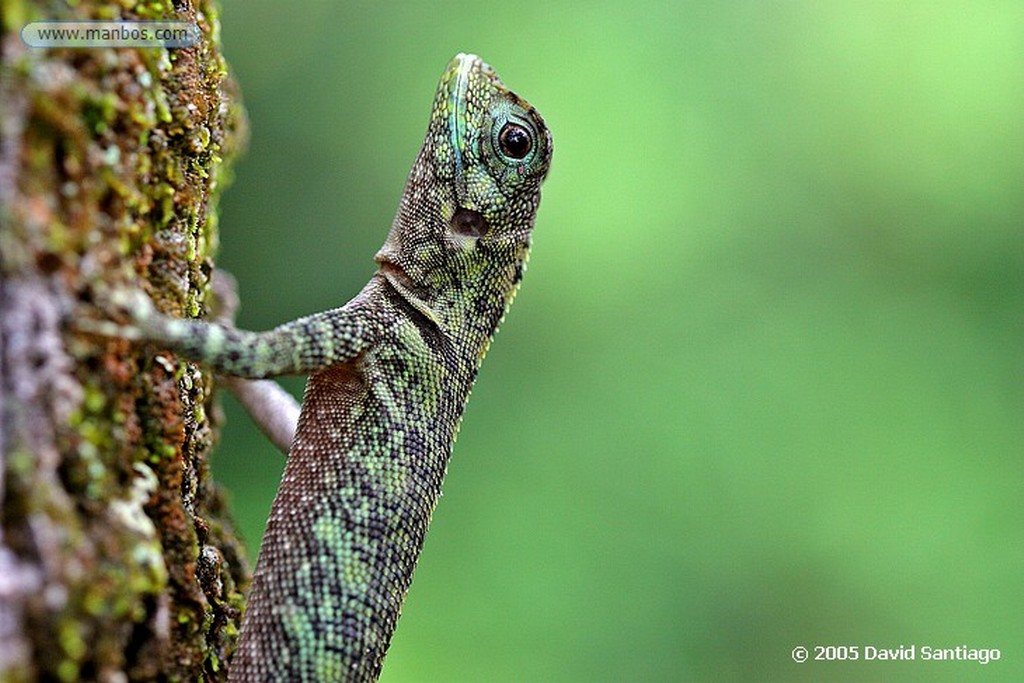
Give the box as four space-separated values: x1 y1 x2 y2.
451 208 490 237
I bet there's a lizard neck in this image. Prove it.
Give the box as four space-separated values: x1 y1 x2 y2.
376 250 528 383
378 241 529 354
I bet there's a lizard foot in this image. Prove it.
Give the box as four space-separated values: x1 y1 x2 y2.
71 283 159 341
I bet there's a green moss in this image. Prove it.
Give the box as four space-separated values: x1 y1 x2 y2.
57 619 86 664
82 92 119 135
6 448 35 479
56 660 80 683
83 385 107 415
1 0 28 32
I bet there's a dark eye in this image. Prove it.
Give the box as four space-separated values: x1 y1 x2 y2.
498 123 532 159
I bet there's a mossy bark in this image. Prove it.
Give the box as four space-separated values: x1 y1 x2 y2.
0 1 250 680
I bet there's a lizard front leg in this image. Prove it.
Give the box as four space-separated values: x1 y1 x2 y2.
90 284 373 379
81 281 371 453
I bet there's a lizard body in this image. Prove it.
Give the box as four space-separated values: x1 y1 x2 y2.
100 54 551 681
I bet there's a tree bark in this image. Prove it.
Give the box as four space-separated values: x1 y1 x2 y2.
0 2 249 680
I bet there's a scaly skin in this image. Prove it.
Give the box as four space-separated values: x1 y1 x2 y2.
106 54 551 681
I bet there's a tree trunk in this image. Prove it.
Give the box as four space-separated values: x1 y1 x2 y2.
0 2 249 680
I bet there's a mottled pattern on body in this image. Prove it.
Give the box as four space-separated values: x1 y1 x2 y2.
117 54 551 681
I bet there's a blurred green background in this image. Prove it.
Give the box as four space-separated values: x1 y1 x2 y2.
211 2 1022 681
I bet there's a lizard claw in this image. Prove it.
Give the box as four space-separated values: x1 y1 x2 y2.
71 283 158 341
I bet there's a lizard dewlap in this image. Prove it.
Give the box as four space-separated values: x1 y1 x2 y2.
107 54 551 681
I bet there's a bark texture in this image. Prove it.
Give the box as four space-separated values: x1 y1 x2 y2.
0 1 249 680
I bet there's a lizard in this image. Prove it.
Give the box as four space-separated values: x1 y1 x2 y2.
87 53 551 681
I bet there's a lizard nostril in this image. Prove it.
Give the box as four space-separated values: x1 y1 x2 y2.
451 207 489 237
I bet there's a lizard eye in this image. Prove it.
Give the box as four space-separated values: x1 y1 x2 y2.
486 100 547 181
498 123 532 159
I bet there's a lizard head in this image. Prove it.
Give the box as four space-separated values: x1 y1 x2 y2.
428 53 553 243
376 53 552 295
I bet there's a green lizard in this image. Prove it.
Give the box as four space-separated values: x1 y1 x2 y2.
93 53 551 681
